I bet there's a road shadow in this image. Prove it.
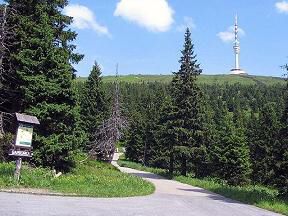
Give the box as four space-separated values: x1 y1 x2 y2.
131 172 243 205
177 188 243 204
129 172 167 180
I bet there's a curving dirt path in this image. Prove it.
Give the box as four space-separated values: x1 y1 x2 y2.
0 154 283 216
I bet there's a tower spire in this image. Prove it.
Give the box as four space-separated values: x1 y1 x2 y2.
234 15 238 42
230 15 247 75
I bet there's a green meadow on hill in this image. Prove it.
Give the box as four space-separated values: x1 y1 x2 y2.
77 74 285 86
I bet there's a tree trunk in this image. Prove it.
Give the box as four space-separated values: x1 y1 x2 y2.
181 156 187 176
169 151 174 176
0 112 4 138
143 141 147 166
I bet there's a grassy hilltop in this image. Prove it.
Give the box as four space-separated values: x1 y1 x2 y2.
77 74 286 86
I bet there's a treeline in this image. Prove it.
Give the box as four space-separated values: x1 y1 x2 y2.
122 29 288 196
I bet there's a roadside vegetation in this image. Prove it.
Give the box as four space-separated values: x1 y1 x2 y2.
118 159 288 216
0 155 155 198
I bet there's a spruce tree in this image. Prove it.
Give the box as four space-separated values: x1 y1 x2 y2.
142 85 167 167
80 62 107 142
250 103 280 185
170 28 206 176
125 112 145 163
156 96 177 173
0 4 22 114
211 110 251 186
195 98 215 177
142 112 157 166
275 68 288 195
6 0 84 171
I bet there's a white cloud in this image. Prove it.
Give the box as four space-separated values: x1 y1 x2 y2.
217 26 245 43
176 16 196 32
275 1 288 13
64 4 110 36
114 0 174 32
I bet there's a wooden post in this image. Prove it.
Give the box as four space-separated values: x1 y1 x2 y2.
14 157 22 181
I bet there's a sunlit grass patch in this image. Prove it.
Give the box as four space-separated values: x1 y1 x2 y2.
0 157 154 197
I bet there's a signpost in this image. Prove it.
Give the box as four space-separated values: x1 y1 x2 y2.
9 113 39 181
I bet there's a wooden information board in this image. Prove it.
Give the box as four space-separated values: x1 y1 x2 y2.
15 123 33 147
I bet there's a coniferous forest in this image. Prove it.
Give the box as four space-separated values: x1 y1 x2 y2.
116 29 288 196
0 0 287 204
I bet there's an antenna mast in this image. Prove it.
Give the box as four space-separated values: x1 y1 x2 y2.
230 15 247 75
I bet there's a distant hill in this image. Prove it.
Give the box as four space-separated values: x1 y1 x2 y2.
77 74 286 86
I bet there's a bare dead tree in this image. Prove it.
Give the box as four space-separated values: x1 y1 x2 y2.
89 65 128 162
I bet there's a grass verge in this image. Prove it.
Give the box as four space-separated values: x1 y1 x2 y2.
118 159 288 215
0 157 155 197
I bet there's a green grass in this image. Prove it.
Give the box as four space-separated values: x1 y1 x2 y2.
118 159 288 215
77 74 286 86
0 157 155 197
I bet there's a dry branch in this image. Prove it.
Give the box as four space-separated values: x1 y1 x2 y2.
89 74 128 162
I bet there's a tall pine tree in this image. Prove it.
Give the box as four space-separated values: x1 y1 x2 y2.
156 96 177 173
6 0 84 171
80 62 107 142
170 28 207 176
250 103 280 185
0 3 22 114
275 66 288 195
211 109 251 186
125 111 145 163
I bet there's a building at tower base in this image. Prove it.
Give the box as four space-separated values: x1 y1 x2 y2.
230 69 247 75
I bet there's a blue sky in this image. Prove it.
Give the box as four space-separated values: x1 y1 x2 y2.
4 0 288 77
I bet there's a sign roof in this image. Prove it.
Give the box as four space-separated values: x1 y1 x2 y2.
15 113 40 125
